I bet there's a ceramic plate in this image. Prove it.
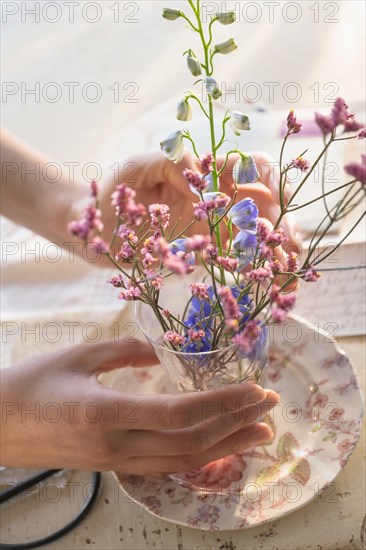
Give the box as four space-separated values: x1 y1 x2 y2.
109 315 364 530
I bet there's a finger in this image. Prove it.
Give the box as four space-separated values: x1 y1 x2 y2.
102 382 267 431
122 391 279 457
162 151 197 199
72 340 158 374
122 422 272 474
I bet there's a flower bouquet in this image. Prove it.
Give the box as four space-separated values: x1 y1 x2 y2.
69 0 365 491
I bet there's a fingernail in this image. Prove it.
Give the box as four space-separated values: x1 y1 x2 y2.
244 385 266 405
253 426 274 445
263 390 280 404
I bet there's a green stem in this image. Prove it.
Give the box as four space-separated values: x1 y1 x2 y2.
218 149 241 177
182 133 200 158
180 12 199 32
191 0 223 259
186 93 209 119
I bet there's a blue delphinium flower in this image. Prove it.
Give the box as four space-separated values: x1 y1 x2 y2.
233 230 257 269
183 286 216 352
233 155 260 184
170 238 195 266
228 198 258 230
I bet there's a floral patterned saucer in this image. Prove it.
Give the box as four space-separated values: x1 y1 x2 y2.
110 315 364 530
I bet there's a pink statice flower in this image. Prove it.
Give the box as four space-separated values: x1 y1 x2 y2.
142 252 157 270
271 307 288 323
193 192 231 221
118 280 142 301
125 202 146 226
111 184 135 214
269 258 283 275
108 274 124 287
234 321 261 354
115 224 138 245
303 268 321 282
276 293 296 311
219 286 241 330
287 252 299 272
331 98 351 126
316 98 363 135
257 220 270 243
183 169 208 194
270 284 296 323
344 155 366 185
343 118 364 133
185 235 211 252
68 204 103 240
266 228 287 247
287 110 302 134
216 256 239 272
164 331 185 346
358 129 366 139
200 153 214 175
315 112 335 135
188 329 206 342
292 156 310 172
150 274 164 290
247 266 273 281
116 242 134 261
111 184 146 224
190 282 209 300
259 243 273 260
157 238 192 275
88 237 108 254
193 202 210 221
141 236 158 255
149 203 170 230
205 243 218 261
90 180 99 198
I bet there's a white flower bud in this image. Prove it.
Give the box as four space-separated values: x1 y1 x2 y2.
205 77 222 100
177 99 192 121
229 111 251 135
216 11 236 25
160 131 185 163
214 38 238 55
187 55 202 77
162 8 181 20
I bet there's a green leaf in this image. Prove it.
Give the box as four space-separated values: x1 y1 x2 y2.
289 458 310 486
310 424 323 433
277 432 299 461
255 464 281 486
323 431 337 443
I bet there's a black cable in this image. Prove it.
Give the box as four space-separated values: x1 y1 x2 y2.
0 470 62 505
0 471 101 549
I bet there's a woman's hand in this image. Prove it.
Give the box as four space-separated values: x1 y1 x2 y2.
99 151 300 251
1 341 279 474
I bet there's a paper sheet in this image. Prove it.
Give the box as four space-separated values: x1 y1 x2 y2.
294 242 366 337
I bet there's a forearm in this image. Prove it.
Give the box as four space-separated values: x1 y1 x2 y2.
0 128 87 247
